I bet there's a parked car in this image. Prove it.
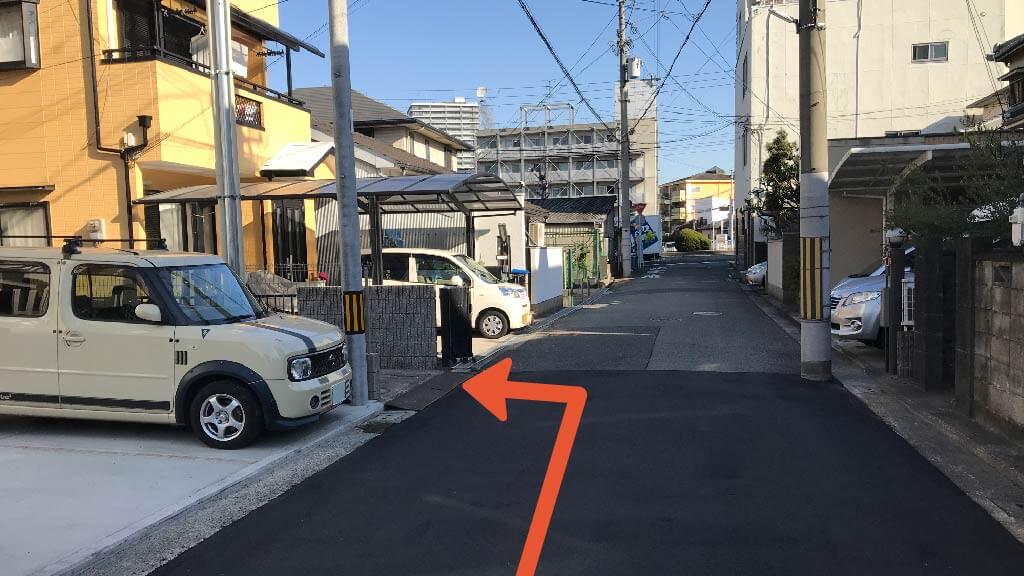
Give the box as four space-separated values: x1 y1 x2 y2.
0 245 351 449
744 261 767 286
830 247 915 346
362 248 531 339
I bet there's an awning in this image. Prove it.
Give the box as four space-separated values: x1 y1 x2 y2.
829 143 973 198
183 0 325 57
259 142 334 178
135 173 524 214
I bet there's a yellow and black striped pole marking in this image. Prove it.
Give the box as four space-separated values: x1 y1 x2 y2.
343 290 366 334
801 237 825 321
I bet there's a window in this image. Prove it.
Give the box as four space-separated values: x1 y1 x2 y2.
885 130 922 137
414 255 467 285
912 42 948 63
574 159 594 171
550 133 569 146
0 0 40 70
478 136 497 149
1009 77 1024 109
72 265 155 323
116 0 156 51
380 254 409 281
0 204 48 247
527 136 544 148
742 53 749 97
0 261 48 317
155 264 258 324
235 94 263 128
574 133 593 146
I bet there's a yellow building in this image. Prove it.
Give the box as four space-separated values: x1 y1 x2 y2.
659 167 735 246
0 0 324 273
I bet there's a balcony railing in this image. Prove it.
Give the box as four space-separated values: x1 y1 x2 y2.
101 47 303 108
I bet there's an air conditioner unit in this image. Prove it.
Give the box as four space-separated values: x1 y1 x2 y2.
529 222 546 247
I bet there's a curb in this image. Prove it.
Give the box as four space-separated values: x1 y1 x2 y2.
50 401 385 576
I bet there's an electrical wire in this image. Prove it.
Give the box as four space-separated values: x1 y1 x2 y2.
513 0 617 134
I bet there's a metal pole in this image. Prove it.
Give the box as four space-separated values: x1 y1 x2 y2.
799 0 831 381
328 0 369 405
616 0 632 277
209 0 245 275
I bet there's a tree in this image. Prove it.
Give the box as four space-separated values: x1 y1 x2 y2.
887 121 1024 241
746 130 800 238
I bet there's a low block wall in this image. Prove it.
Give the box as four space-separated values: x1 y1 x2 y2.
297 285 437 371
972 257 1024 429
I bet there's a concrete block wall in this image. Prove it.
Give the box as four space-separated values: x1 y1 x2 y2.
297 286 438 371
366 286 437 370
973 258 1024 429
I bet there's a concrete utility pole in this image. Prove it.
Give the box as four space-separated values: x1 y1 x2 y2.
798 0 831 381
208 0 245 275
328 0 369 406
616 0 633 278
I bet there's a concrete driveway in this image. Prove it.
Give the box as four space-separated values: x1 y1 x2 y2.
0 402 379 576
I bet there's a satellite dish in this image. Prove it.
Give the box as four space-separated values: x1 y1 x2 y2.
475 86 488 99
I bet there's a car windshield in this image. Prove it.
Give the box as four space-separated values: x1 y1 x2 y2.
454 255 499 284
155 264 263 325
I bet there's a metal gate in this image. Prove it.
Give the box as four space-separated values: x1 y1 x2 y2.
439 286 473 367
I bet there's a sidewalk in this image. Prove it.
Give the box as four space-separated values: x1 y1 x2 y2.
0 371 433 576
747 286 1024 543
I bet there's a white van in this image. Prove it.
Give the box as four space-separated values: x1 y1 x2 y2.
0 245 352 449
364 248 531 338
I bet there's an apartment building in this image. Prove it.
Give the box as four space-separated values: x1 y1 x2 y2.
0 0 322 266
408 97 480 172
734 0 1024 273
659 167 735 243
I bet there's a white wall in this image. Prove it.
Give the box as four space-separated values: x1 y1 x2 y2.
474 211 527 271
529 247 564 305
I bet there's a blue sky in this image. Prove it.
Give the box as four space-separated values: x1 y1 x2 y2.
272 0 736 183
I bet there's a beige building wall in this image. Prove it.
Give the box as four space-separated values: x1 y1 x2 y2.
0 0 308 249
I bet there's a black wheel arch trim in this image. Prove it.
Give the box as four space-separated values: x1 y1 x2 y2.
175 360 281 426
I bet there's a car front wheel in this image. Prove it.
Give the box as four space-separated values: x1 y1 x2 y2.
477 310 509 339
190 381 264 449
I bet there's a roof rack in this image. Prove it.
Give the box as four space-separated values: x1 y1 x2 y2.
0 236 168 256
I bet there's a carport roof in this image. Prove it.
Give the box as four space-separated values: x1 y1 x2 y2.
829 143 973 198
136 174 523 214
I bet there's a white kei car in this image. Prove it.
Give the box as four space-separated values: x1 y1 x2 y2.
0 245 351 449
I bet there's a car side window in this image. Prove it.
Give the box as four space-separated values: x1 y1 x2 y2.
414 255 468 285
0 261 50 318
381 254 410 281
72 264 153 322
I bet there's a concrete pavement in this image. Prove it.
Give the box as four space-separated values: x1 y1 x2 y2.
146 252 1024 575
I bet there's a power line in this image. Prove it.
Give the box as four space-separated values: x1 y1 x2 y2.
514 0 616 133
629 0 712 133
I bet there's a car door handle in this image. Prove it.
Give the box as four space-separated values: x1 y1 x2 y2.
62 333 86 345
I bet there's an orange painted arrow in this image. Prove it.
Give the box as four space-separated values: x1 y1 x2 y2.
463 358 587 576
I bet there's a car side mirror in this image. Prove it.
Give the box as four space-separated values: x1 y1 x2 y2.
135 303 162 323
449 275 465 287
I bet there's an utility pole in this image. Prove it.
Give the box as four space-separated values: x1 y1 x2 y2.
208 0 245 275
616 0 633 278
328 0 369 406
798 0 831 381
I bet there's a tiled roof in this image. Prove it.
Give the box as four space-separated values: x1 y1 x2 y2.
528 196 617 224
294 87 472 150
993 33 1024 62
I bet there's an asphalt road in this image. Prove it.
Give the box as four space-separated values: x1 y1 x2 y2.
151 253 1024 575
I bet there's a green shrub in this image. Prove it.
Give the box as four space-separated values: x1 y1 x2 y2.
674 229 711 252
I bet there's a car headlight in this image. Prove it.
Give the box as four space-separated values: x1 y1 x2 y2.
289 357 313 381
500 286 527 298
844 291 881 305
